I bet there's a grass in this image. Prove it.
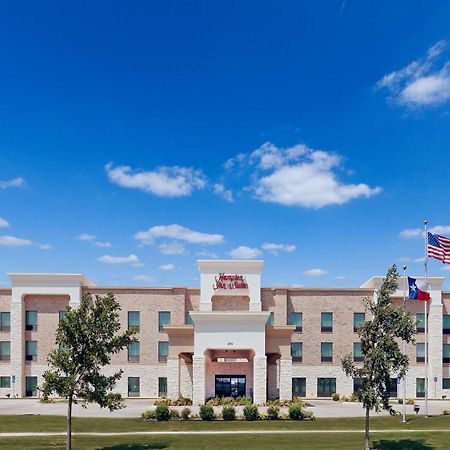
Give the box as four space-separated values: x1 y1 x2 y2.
0 433 448 449
0 415 449 449
0 414 450 432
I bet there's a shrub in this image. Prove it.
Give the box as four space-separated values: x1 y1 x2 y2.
200 405 215 421
181 407 191 420
303 410 315 421
279 413 290 420
243 404 259 421
191 413 200 420
443 409 450 416
332 393 340 401
221 406 236 421
40 396 55 404
406 398 415 405
349 394 358 402
260 412 269 420
267 405 279 420
155 398 172 406
174 395 192 406
220 397 234 405
398 399 403 404
155 405 170 421
141 409 156 420
289 404 304 420
206 397 221 406
236 395 253 405
170 408 180 420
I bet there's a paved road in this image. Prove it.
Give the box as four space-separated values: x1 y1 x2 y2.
0 399 448 418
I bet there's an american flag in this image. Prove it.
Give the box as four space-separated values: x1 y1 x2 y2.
428 232 450 264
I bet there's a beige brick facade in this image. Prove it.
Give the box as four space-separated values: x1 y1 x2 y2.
1 268 448 405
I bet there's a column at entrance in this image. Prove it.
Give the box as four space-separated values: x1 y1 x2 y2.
253 356 267 404
279 357 292 400
167 357 180 400
192 355 206 405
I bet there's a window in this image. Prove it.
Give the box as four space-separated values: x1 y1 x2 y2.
416 343 425 363
353 378 362 394
353 342 363 362
26 311 38 331
158 311 171 332
158 377 167 397
185 312 193 325
317 378 336 397
25 376 37 397
0 376 10 388
291 342 302 362
58 311 66 322
289 312 302 332
443 344 450 363
128 377 140 397
443 378 450 389
321 342 333 362
128 311 140 331
292 377 306 398
353 313 365 332
416 313 425 333
0 341 10 361
266 312 274 326
321 312 333 332
0 312 10 331
389 378 398 397
128 341 140 363
444 315 450 334
158 341 169 362
25 340 37 361
416 378 425 398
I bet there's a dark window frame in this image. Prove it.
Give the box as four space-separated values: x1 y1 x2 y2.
321 312 333 333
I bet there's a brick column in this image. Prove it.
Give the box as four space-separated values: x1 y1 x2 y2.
10 297 24 397
428 304 443 399
253 356 267 404
192 355 205 405
167 357 180 400
279 357 292 400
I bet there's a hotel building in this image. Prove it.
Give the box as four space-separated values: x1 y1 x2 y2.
0 260 449 404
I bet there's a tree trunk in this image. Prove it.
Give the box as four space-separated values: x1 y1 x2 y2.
67 394 73 450
364 406 370 450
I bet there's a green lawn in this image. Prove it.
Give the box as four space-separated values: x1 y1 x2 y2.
0 415 449 449
0 432 448 449
0 414 450 432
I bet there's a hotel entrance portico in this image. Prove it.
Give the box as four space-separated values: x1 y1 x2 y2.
164 260 295 404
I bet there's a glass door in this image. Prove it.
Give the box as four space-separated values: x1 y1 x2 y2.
215 375 246 398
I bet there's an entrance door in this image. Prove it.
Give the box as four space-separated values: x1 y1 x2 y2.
215 375 246 398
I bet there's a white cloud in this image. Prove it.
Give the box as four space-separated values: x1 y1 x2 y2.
105 162 206 197
228 246 262 259
132 275 156 283
214 183 234 203
94 241 113 248
159 242 187 255
376 40 450 107
97 254 140 265
303 268 328 277
441 266 450 271
399 228 422 239
135 224 224 246
0 218 9 228
399 225 450 239
196 250 219 258
0 177 25 189
77 233 96 241
262 242 296 255
159 263 175 271
37 243 52 250
334 275 347 280
0 235 32 247
247 143 380 208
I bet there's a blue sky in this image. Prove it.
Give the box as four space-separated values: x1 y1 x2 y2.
1 1 450 288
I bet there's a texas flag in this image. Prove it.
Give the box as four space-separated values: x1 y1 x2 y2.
408 277 431 301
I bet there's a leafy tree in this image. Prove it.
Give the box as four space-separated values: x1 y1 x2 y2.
42 293 136 450
342 265 416 450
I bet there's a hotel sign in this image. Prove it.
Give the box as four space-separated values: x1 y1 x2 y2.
213 273 249 291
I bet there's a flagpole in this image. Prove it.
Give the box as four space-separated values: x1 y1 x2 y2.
402 265 407 423
424 219 429 417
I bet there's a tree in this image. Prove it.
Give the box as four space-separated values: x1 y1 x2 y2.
342 265 416 450
42 293 136 450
